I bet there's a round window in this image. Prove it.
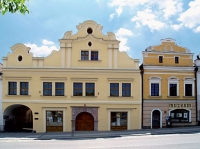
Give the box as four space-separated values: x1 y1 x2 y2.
18 55 23 62
87 28 93 34
88 41 92 47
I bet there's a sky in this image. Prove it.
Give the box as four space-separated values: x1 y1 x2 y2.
0 0 200 64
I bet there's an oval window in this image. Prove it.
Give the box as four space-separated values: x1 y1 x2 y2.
88 41 92 47
18 55 23 62
87 28 93 34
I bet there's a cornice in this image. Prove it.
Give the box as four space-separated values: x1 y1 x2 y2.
143 66 194 71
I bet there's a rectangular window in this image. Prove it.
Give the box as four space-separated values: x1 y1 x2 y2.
81 51 89 60
73 83 82 96
20 82 29 95
46 111 63 132
110 83 119 96
8 82 17 95
111 112 127 130
86 83 95 96
151 83 159 96
159 56 163 63
169 84 177 96
185 84 192 96
43 82 52 96
55 82 64 96
91 51 98 60
122 83 131 97
175 57 179 63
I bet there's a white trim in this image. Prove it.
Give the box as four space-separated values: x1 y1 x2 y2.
183 78 195 96
67 47 71 68
42 107 66 132
151 108 162 129
149 76 162 96
168 77 180 96
107 109 130 130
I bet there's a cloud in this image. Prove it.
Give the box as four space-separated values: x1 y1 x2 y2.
171 24 183 30
24 40 59 57
109 13 115 20
116 6 122 16
131 8 166 31
178 0 200 29
194 26 200 33
115 28 133 51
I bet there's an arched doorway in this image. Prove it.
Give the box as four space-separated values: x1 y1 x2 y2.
76 112 94 131
152 110 161 128
4 104 33 132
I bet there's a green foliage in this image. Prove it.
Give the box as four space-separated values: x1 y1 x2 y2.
0 0 29 15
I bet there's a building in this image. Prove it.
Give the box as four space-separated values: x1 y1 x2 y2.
0 63 3 131
140 38 196 129
2 20 141 132
194 54 200 125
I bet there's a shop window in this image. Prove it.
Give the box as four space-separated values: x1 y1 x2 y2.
55 82 64 96
111 112 127 130
110 83 119 96
8 82 17 95
86 83 95 96
46 111 63 132
170 109 190 123
81 51 89 60
43 82 52 96
91 51 98 60
20 82 29 95
169 84 177 96
73 83 82 96
159 56 163 63
122 83 131 97
151 83 159 96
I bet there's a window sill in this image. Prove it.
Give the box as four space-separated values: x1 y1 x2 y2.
78 60 101 62
41 95 66 97
148 95 162 98
6 95 31 97
71 96 97 98
183 96 195 98
108 96 133 98
167 96 180 98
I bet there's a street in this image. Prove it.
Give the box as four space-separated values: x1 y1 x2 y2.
0 132 200 149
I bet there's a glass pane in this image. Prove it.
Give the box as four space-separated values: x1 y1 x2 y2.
46 111 63 126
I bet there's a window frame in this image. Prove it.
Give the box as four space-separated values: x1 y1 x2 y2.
20 82 29 95
110 83 119 97
91 51 98 61
55 82 65 96
168 77 179 96
81 51 89 60
183 78 195 97
8 82 17 95
159 56 163 63
73 82 83 96
175 56 179 64
122 83 131 97
149 76 162 97
43 82 52 96
85 83 95 96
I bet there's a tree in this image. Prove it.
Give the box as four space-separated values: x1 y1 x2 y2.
0 0 29 15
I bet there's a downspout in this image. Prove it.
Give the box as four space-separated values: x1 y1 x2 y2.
139 64 144 129
195 66 198 125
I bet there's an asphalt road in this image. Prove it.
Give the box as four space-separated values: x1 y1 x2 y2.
0 132 200 149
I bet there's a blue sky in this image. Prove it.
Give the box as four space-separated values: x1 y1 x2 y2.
0 0 200 64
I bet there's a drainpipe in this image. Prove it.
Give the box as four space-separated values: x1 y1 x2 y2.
195 66 198 125
139 64 144 129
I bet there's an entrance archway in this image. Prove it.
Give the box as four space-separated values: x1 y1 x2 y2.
4 104 33 132
76 112 94 131
152 109 161 128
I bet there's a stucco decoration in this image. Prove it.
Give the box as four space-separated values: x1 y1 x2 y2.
10 43 31 54
63 31 73 39
164 44 174 52
107 32 117 40
76 20 103 31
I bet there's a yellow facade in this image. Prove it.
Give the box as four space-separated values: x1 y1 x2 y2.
2 20 141 132
141 38 196 128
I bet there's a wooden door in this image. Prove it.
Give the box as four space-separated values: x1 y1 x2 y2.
76 112 94 131
152 110 160 128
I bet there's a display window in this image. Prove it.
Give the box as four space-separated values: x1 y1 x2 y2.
170 109 189 123
110 112 127 130
46 111 63 132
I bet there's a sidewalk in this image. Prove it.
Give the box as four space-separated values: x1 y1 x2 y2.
0 126 200 140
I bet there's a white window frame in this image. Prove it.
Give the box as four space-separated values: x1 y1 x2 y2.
80 50 100 61
149 76 162 96
168 76 180 96
183 77 195 96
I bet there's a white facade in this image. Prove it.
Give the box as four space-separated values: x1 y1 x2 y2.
0 63 3 130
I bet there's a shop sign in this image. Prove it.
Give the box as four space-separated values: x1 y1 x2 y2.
169 103 192 109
